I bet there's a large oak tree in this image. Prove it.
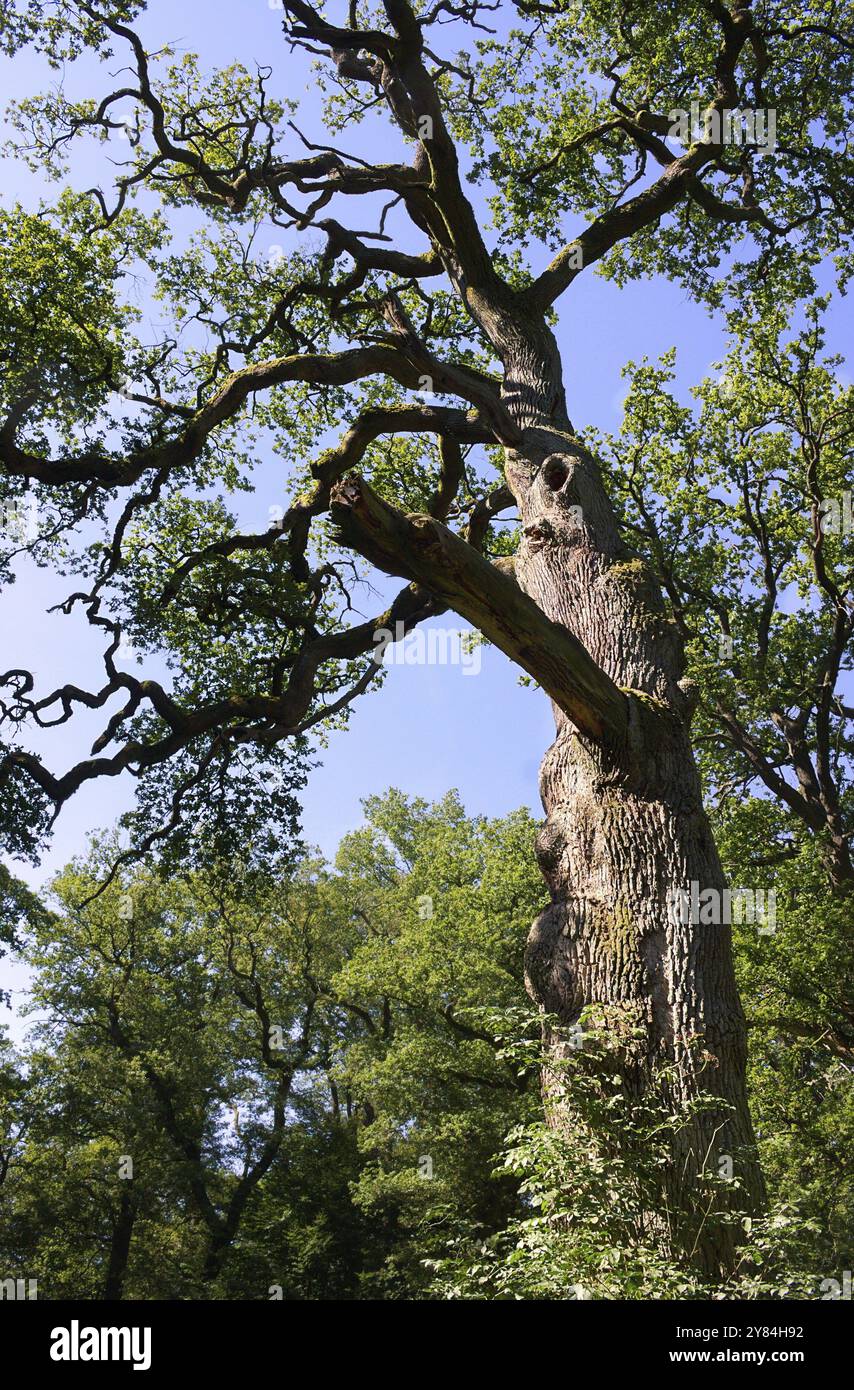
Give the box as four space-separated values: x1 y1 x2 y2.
1 0 852 1273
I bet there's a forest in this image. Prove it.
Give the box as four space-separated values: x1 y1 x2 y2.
0 0 852 1305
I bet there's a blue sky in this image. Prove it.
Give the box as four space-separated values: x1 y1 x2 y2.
1 1 850 1030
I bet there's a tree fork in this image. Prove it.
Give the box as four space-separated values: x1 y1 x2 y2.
329 472 631 744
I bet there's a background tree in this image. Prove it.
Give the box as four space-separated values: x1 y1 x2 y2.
0 0 852 1272
0 792 542 1297
4 782 850 1300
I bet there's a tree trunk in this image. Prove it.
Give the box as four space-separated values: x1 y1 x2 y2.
201 1233 231 1285
103 1188 136 1301
331 302 767 1277
500 329 765 1276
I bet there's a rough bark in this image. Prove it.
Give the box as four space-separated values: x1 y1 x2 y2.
500 328 765 1275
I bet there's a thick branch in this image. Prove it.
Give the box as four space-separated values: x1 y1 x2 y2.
329 474 629 743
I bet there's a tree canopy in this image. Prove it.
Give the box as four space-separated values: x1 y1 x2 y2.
0 0 852 1301
0 0 851 859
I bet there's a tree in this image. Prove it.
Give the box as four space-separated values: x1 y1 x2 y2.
25 841 359 1292
1 0 852 1273
426 318 854 1299
598 299 854 897
0 792 543 1297
595 301 854 1266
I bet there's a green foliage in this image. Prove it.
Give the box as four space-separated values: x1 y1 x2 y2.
591 294 853 845
0 0 852 1304
716 805 854 1278
2 785 850 1299
426 1014 828 1301
447 1 853 299
0 1 145 64
0 194 161 443
0 791 543 1298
